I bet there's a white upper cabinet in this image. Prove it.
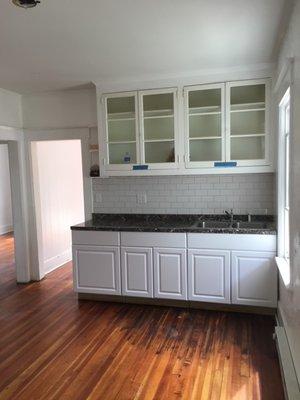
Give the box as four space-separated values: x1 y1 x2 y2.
184 83 225 168
103 91 139 171
98 78 272 176
226 79 270 166
101 88 179 173
139 88 178 169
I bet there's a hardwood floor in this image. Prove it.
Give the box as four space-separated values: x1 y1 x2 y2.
0 234 284 400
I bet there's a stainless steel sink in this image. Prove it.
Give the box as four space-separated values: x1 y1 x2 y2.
193 220 231 229
232 221 268 229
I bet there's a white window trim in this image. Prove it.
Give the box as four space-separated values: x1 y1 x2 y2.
276 87 291 287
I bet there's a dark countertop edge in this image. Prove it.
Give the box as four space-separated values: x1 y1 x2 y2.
71 225 276 235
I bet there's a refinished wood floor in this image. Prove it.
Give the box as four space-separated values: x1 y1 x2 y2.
0 233 284 400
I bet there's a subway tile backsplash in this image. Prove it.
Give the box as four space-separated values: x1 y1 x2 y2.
92 173 274 215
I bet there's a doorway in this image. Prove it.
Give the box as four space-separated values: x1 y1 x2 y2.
31 139 85 276
0 143 14 277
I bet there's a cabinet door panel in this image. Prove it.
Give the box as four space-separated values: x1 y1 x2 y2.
227 79 269 166
121 247 153 298
184 83 225 168
73 245 121 295
139 88 178 168
188 249 230 303
232 251 277 307
154 248 187 300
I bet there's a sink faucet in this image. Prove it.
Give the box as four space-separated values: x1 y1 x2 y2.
225 209 234 225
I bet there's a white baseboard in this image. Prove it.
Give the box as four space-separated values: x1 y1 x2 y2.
44 249 72 275
0 224 13 235
276 305 300 400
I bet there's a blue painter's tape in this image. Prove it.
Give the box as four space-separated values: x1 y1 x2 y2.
133 165 149 170
214 161 237 168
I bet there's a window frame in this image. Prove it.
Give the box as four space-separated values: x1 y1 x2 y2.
276 87 291 286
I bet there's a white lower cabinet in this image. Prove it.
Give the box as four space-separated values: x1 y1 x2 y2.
121 247 153 298
72 231 277 309
73 245 121 295
231 251 277 307
188 249 231 303
154 248 187 300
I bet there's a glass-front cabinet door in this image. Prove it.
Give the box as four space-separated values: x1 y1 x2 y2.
139 88 178 168
184 83 225 167
103 92 139 169
227 79 269 165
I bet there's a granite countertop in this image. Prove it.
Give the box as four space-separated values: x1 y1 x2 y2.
71 214 276 235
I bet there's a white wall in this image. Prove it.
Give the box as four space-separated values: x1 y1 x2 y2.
0 88 23 128
34 140 85 274
22 88 97 129
0 144 13 234
277 0 300 385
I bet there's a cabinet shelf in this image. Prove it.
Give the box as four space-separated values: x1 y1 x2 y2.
108 140 136 144
189 106 221 115
145 138 174 143
108 112 135 121
230 133 265 138
230 102 265 112
189 136 221 140
143 114 174 120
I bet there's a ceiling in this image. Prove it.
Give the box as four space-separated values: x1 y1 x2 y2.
0 0 289 94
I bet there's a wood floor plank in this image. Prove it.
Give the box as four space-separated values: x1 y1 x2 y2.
0 234 285 399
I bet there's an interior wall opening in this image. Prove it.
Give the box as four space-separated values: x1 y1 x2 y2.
0 142 14 275
31 139 85 276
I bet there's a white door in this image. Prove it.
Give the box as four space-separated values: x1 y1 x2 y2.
154 248 187 300
73 245 121 295
188 249 230 303
121 247 153 298
232 251 277 307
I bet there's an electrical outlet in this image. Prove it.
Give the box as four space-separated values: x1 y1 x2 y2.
94 193 102 203
136 192 147 205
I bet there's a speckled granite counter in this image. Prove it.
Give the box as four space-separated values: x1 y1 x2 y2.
71 214 276 235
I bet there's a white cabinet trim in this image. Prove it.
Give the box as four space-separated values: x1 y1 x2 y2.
154 248 187 300
231 250 277 307
73 245 121 295
188 249 231 303
121 247 153 298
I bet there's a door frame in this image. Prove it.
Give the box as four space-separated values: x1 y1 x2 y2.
0 126 30 282
24 128 92 281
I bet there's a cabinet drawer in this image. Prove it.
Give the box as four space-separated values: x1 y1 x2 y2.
121 232 186 248
72 230 120 246
187 233 276 252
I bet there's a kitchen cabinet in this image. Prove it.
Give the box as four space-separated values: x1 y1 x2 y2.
73 245 121 295
121 247 153 298
98 78 272 176
231 250 277 307
153 248 187 300
101 88 179 173
184 79 270 169
184 83 225 168
226 80 270 166
188 249 230 303
72 230 277 309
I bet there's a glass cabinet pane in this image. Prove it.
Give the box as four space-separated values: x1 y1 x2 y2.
106 95 137 165
187 87 222 163
145 141 175 163
231 110 265 135
230 83 266 160
190 139 221 162
231 136 265 160
109 142 137 164
142 92 175 164
189 114 221 138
